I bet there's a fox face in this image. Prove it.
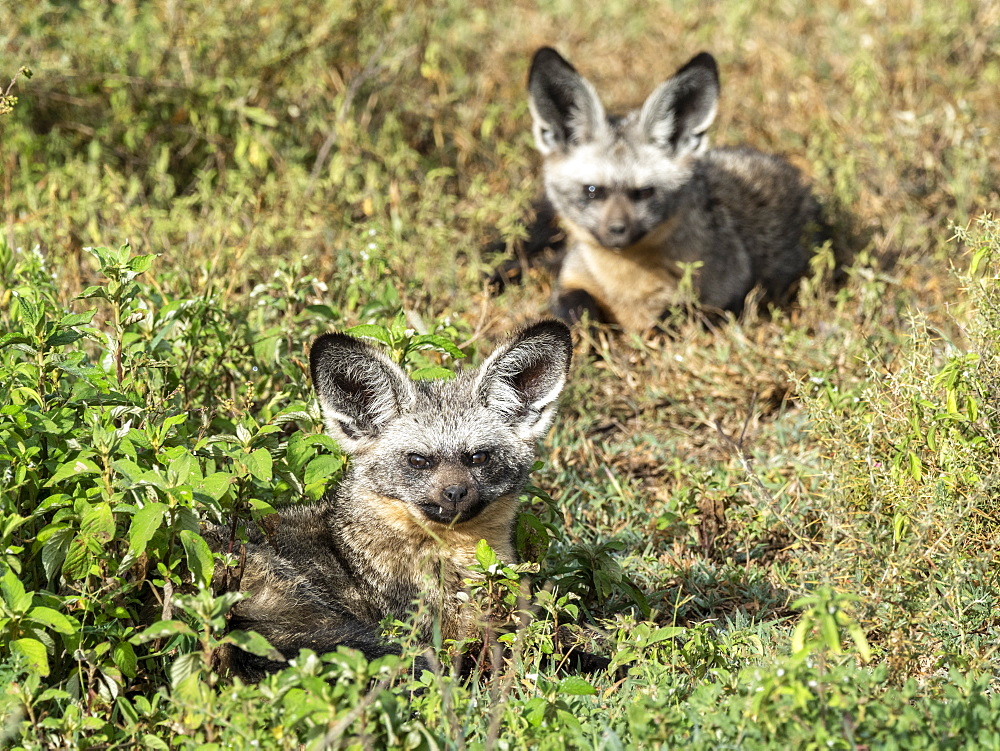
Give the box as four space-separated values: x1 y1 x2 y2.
528 48 720 251
309 321 572 527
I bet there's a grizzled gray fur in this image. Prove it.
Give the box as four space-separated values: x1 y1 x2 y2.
210 321 573 681
528 47 824 331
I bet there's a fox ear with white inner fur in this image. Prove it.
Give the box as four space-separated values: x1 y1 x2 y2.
309 333 415 452
639 51 720 157
474 320 573 441
528 47 607 156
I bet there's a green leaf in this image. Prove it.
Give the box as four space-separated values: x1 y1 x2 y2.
642 626 686 646
409 366 455 381
132 620 197 644
26 606 76 635
791 618 810 655
77 285 111 301
127 254 156 275
194 472 233 501
820 611 842 653
46 456 102 487
58 311 96 328
81 502 115 542
12 293 41 328
846 622 872 663
0 333 32 350
222 630 283 661
557 675 598 696
1 569 32 613
62 535 92 580
475 539 499 569
409 334 466 359
245 447 273 482
169 651 204 688
11 638 49 676
166 449 194 486
122 503 168 566
180 530 213 587
41 528 74 583
45 330 85 347
114 641 138 679
345 324 392 345
303 454 344 486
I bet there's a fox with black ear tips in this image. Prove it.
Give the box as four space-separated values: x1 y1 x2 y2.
528 47 825 331
207 321 573 682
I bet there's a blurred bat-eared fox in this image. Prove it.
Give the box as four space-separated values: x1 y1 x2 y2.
210 321 573 682
527 47 825 332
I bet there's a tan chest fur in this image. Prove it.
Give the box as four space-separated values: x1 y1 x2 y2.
367 492 518 641
559 221 691 332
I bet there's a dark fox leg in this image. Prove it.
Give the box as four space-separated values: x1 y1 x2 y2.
552 287 606 326
485 197 565 292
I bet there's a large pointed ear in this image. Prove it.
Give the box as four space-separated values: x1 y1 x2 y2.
528 47 606 156
474 320 573 441
309 333 415 452
639 52 719 156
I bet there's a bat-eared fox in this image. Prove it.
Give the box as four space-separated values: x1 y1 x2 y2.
527 47 825 331
209 321 573 681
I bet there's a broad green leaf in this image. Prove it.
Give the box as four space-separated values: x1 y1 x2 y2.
194 472 233 501
846 622 872 663
345 324 392 344
409 334 466 359
558 675 598 696
27 606 76 635
124 503 168 563
0 333 32 349
11 638 49 676
169 651 204 688
131 620 197 644
46 456 102 487
40 528 74 583
475 539 499 569
45 330 85 347
791 618 810 654
245 447 272 482
142 735 170 750
81 502 115 541
166 449 194 486
127 254 156 275
303 454 344 486
62 535 92 580
409 366 455 381
180 530 213 587
223 630 283 661
642 626 686 646
114 641 138 679
820 611 842 653
12 293 40 328
1 569 32 613
58 311 96 328
77 285 111 301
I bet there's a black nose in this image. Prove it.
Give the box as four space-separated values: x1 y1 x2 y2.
442 485 468 504
607 221 627 236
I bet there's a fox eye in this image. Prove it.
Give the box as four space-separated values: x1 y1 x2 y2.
407 454 434 469
468 451 490 466
583 184 607 201
630 186 655 201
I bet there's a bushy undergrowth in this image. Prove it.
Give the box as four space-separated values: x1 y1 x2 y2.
2 0 999 747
